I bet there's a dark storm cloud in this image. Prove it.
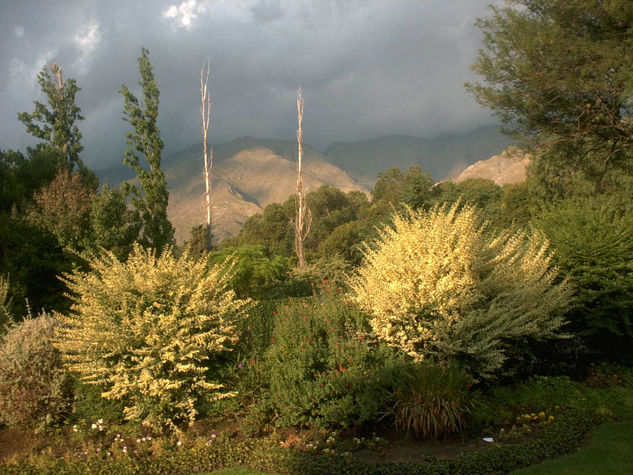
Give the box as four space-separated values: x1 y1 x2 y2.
0 0 498 170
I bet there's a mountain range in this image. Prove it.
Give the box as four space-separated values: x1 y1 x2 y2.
96 125 514 242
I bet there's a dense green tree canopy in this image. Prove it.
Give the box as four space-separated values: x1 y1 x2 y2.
467 0 633 192
532 194 633 363
90 185 141 260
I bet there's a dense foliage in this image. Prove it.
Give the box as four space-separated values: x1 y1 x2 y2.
2 3 633 470
54 245 250 431
467 0 633 193
257 286 408 429
532 195 633 363
0 313 73 430
350 203 572 380
389 362 477 439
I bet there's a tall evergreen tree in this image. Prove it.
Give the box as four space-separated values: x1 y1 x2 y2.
120 48 174 251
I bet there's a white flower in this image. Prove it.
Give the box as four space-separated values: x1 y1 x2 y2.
177 441 182 446
97 418 103 424
91 423 97 429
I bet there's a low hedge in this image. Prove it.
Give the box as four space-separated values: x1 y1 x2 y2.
1 410 596 474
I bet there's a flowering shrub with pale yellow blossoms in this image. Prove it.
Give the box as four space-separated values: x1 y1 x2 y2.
54 244 250 432
349 203 572 380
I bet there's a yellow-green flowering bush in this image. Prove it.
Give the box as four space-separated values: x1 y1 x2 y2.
55 244 249 431
349 203 572 379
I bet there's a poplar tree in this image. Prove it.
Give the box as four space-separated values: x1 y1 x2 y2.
18 62 94 185
120 48 174 251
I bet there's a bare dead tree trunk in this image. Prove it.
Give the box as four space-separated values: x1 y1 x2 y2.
51 62 68 159
295 88 311 267
200 59 213 250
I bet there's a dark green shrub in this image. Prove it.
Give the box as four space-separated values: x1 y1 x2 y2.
71 381 125 425
207 245 292 299
532 195 633 364
0 313 73 430
237 299 280 354
388 362 478 439
259 286 409 429
290 254 352 291
477 372 633 429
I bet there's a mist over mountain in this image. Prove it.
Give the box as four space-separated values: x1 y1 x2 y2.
325 125 512 187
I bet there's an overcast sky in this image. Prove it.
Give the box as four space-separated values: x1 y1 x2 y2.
1 0 499 170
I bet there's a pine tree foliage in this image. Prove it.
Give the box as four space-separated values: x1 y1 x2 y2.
349 203 572 379
54 244 249 431
467 1 633 189
120 48 174 251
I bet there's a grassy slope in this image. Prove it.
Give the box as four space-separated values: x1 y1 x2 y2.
511 421 633 475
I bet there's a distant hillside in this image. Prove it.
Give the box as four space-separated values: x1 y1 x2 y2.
163 142 365 242
453 146 530 185
324 125 512 187
95 126 513 242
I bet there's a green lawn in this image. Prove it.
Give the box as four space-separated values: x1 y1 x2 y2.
511 421 633 475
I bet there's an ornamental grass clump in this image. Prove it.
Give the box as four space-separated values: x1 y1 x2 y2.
389 362 477 439
349 203 572 380
55 244 250 432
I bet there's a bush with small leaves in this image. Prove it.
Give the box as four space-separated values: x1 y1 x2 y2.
532 195 633 364
0 313 73 429
349 203 572 380
257 284 409 429
54 244 250 432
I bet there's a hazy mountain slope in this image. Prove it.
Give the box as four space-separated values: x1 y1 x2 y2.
96 126 513 242
452 147 530 185
324 125 512 187
164 144 366 242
